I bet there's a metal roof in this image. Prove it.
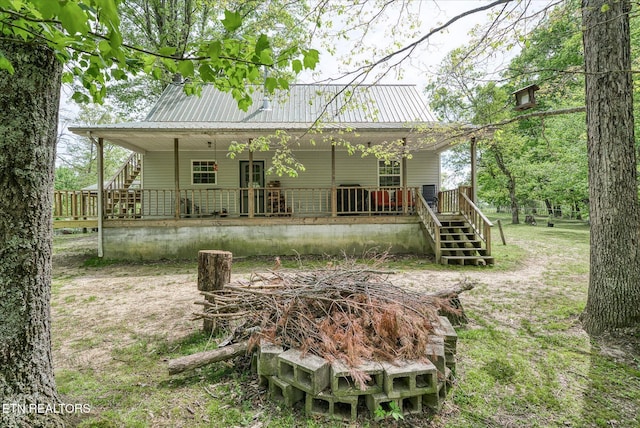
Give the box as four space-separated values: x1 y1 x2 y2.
144 83 433 124
68 83 475 153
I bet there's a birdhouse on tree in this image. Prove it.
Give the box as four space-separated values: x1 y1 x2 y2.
513 84 540 110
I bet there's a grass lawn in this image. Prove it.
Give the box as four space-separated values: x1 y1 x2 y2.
51 215 640 427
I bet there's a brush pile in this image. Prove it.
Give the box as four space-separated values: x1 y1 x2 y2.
194 262 468 378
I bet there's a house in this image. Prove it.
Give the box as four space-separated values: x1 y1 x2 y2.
58 83 493 265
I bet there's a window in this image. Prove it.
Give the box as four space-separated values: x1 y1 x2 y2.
378 160 401 187
192 160 217 185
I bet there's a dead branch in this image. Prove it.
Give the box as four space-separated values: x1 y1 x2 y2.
168 341 249 375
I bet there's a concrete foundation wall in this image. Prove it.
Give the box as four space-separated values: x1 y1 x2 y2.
102 220 429 260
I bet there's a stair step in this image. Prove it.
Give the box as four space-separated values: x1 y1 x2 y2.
440 256 495 266
440 240 482 245
441 230 474 236
441 222 471 227
441 248 482 254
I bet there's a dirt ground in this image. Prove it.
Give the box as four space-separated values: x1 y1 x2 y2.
50 232 556 374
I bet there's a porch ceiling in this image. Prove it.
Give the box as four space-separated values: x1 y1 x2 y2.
68 122 473 154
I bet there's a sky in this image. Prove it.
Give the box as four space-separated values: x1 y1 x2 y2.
300 0 554 95
300 1 496 89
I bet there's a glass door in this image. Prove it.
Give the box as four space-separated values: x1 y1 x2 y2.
239 161 265 214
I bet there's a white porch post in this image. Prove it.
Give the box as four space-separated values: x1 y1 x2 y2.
331 143 337 217
402 137 408 214
248 140 254 218
97 137 104 258
174 138 180 219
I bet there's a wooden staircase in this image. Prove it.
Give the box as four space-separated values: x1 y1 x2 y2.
438 214 494 266
104 152 142 218
415 186 494 266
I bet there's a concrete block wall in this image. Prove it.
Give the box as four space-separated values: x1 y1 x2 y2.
253 317 458 421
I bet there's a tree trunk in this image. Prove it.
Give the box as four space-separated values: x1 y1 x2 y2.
544 199 553 216
580 0 640 335
0 41 64 427
492 148 519 224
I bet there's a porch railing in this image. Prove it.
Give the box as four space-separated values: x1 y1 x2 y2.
438 186 472 214
415 193 442 262
53 190 99 219
458 189 493 255
53 186 421 220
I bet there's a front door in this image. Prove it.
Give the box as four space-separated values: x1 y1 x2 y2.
240 161 265 214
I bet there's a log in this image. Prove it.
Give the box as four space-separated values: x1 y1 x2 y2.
198 250 232 333
198 250 232 292
430 280 475 326
167 341 248 375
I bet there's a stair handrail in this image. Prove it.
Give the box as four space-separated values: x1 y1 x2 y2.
458 190 493 255
105 152 142 191
415 193 442 263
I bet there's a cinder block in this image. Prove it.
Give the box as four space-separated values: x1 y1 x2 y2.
258 374 269 387
426 336 446 374
382 360 438 398
445 351 456 372
305 391 359 421
257 343 284 376
268 376 305 407
278 349 330 394
332 394 359 421
306 391 331 418
423 368 451 411
365 393 401 421
401 394 422 415
422 380 446 411
331 360 384 396
436 316 458 353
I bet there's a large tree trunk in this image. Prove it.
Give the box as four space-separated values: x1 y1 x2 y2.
0 41 64 427
492 148 519 224
580 0 640 335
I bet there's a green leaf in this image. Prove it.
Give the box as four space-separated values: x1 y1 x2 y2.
255 34 270 55
58 2 90 35
238 97 252 111
151 67 163 80
291 59 303 74
177 60 194 78
94 0 120 27
98 40 111 55
221 10 242 32
158 46 177 57
199 63 216 82
31 0 60 19
303 49 319 70
207 41 221 60
264 76 278 92
61 71 74 84
108 28 122 49
0 52 15 74
601 3 610 12
259 49 273 65
278 78 289 90
71 91 91 104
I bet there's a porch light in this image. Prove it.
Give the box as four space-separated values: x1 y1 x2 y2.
513 84 539 110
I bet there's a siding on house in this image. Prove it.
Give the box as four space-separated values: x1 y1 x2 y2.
139 148 439 217
142 149 439 189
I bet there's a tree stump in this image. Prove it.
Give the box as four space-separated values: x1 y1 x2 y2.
198 250 232 333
